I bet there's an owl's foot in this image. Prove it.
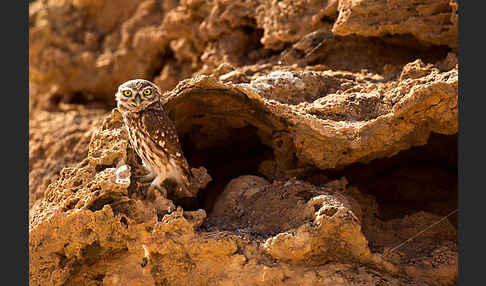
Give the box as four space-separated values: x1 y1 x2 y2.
144 184 175 216
163 179 195 199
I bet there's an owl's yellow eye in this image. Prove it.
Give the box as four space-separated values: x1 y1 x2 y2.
122 90 132 97
143 88 152 96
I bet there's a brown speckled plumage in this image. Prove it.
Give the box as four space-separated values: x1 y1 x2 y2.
115 79 193 197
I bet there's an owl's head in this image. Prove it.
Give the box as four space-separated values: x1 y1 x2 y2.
116 79 161 112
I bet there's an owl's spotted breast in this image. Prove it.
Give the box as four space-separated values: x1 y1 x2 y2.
114 79 195 197
140 103 193 180
118 90 194 198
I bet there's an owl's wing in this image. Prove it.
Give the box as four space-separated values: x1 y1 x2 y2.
141 102 193 180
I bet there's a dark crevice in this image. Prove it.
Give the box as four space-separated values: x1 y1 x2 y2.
47 91 111 112
56 252 69 268
87 195 116 212
242 27 268 65
47 94 63 111
179 125 274 213
69 92 90 105
63 198 79 211
95 163 116 173
94 274 105 282
150 48 174 79
81 241 102 266
120 216 129 228
301 34 451 74
320 16 334 24
242 25 257 36
322 207 338 217
164 88 286 212
318 133 457 227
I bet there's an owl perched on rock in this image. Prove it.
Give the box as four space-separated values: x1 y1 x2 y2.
115 79 194 198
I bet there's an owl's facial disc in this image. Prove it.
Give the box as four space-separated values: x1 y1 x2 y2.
116 79 160 112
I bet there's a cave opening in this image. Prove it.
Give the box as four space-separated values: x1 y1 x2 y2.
176 120 457 229
321 133 458 227
163 87 285 212
179 125 274 213
165 86 457 233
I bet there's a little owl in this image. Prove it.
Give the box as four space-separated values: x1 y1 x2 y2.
115 79 193 198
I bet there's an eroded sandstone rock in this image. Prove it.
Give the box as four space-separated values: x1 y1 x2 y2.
29 106 105 208
208 176 372 265
29 76 457 284
163 63 457 171
333 0 458 49
29 0 457 109
29 0 458 285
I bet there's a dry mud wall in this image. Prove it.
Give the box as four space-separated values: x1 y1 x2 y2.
29 0 458 285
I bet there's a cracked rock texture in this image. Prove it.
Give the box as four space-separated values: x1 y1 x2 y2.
164 65 457 171
29 105 105 208
333 0 458 49
29 0 458 285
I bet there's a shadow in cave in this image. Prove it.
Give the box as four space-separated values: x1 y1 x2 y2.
315 133 458 227
178 125 274 214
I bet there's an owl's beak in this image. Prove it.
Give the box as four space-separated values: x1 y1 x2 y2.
134 94 142 105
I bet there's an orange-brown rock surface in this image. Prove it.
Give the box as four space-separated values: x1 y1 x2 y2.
29 106 105 208
29 0 458 285
333 0 458 49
